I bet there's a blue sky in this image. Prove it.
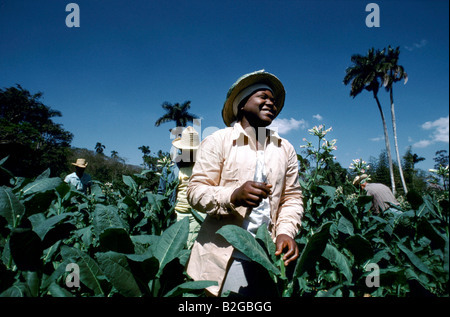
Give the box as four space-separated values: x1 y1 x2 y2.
1 0 448 172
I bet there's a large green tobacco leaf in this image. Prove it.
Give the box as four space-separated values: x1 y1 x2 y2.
146 192 166 213
29 212 75 240
164 280 218 297
397 243 433 276
154 216 189 277
217 224 281 277
100 228 135 253
294 222 333 279
93 204 128 234
100 228 134 254
131 234 161 254
122 175 138 193
337 216 354 236
9 228 43 271
24 271 39 297
20 177 62 196
23 191 57 217
344 234 373 263
0 282 31 297
255 224 276 263
47 282 74 297
125 250 160 282
444 238 449 275
336 203 359 230
93 204 134 253
417 218 447 250
319 185 336 200
322 244 353 282
0 186 25 227
96 251 142 297
60 246 105 296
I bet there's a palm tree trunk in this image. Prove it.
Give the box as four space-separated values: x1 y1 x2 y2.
374 93 396 194
390 88 408 194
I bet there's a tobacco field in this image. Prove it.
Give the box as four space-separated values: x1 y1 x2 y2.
0 150 448 297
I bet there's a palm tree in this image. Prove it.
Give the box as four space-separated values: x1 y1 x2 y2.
343 48 396 193
404 147 425 170
154 101 198 129
138 145 151 169
382 45 409 194
95 142 105 155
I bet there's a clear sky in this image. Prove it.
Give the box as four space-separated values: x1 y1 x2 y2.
1 0 448 172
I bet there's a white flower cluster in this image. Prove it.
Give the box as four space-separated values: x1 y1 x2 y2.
349 158 370 175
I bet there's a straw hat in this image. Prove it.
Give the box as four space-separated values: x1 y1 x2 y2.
353 174 370 185
222 69 286 127
72 158 88 168
172 126 200 150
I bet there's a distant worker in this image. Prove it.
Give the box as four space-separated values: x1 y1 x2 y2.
353 174 400 214
64 158 92 194
158 126 201 247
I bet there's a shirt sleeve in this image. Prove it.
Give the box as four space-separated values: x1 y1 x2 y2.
187 133 240 217
274 143 304 239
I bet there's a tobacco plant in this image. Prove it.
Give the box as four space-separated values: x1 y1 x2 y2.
0 158 214 297
0 123 448 298
218 127 448 297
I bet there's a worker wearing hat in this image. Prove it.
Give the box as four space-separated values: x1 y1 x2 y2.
64 158 92 194
158 126 201 247
186 70 303 296
353 174 401 214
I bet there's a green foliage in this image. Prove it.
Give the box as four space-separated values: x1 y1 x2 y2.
216 132 449 297
218 179 448 297
0 162 215 297
65 147 166 192
0 85 73 181
206 126 449 298
0 123 448 298
217 129 449 297
298 132 448 296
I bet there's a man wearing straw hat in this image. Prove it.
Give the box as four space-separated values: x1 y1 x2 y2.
353 174 400 214
186 70 304 296
158 126 201 247
64 158 91 194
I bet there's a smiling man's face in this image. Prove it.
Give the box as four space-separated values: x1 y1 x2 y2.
240 89 278 128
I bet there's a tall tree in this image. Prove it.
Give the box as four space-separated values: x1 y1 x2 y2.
382 45 409 194
110 150 119 159
403 146 425 191
433 150 449 169
343 48 396 193
0 85 73 179
154 101 198 129
138 145 151 169
369 150 391 186
95 142 105 155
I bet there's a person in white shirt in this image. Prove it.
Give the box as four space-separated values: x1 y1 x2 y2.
64 158 91 194
186 70 303 296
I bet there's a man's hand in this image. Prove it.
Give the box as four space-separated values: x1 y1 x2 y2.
230 181 272 208
275 234 299 266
